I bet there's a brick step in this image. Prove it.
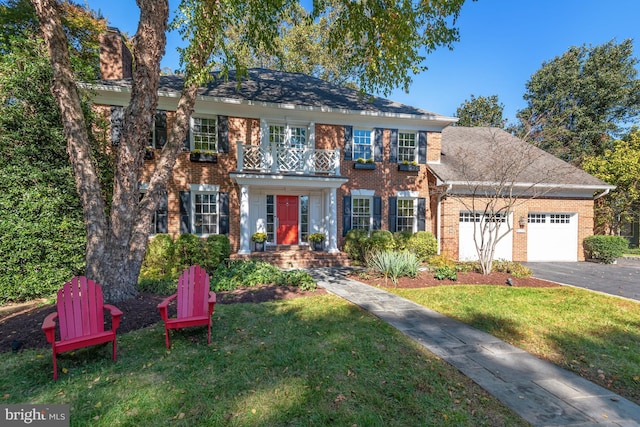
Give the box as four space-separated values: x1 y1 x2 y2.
231 247 351 269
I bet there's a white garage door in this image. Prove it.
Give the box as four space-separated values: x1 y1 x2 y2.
527 213 578 261
459 212 513 261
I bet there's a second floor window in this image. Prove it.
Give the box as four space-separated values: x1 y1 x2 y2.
148 110 167 149
352 197 371 231
398 132 417 163
353 129 372 161
192 117 218 152
269 124 308 148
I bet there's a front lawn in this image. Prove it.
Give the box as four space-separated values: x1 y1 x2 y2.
0 295 527 426
386 285 640 405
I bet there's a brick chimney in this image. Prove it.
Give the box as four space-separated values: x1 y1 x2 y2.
99 27 133 80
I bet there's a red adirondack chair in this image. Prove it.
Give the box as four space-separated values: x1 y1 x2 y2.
157 265 217 348
42 277 123 380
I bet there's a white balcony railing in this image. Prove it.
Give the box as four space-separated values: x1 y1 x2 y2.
237 142 340 176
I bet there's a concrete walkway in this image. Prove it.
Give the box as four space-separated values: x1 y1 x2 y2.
309 267 640 427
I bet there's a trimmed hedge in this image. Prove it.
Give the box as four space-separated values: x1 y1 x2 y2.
344 230 437 263
583 235 628 264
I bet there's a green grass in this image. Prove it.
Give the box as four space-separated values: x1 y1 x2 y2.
0 295 527 426
385 285 640 404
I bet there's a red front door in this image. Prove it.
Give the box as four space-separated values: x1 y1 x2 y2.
277 196 299 244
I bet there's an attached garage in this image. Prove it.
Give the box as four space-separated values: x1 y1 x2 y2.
526 213 578 262
458 212 513 261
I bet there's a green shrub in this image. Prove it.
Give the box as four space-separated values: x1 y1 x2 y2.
209 260 317 292
433 265 458 281
367 230 395 253
173 234 208 273
366 250 420 284
137 277 176 295
491 259 532 278
202 234 231 272
343 229 369 262
427 254 456 269
405 231 438 262
583 235 629 264
140 234 175 281
392 231 413 250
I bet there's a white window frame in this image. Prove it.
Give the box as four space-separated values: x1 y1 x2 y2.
190 184 220 237
353 128 373 161
262 119 313 149
396 198 418 233
351 189 375 231
191 116 218 152
398 131 418 163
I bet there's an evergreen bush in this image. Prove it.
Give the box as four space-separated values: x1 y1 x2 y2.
583 235 628 264
405 231 438 262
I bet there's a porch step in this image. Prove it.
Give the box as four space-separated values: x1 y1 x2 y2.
231 245 351 268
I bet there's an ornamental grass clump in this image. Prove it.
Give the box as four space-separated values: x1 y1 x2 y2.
366 250 420 285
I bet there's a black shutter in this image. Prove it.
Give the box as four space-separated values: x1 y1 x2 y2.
418 131 427 164
389 129 398 163
372 196 382 230
344 126 353 160
417 198 426 231
374 129 383 162
110 106 124 146
183 117 191 151
219 192 229 235
154 111 167 148
388 197 397 233
342 196 352 236
179 191 191 234
156 191 168 234
218 115 229 153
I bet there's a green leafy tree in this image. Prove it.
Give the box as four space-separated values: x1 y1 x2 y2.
0 2 108 302
517 39 640 165
31 0 467 302
582 130 640 235
455 94 505 128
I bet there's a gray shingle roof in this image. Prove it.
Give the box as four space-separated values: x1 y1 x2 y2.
98 68 448 118
428 126 613 190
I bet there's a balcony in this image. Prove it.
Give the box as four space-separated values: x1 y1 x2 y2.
237 142 341 176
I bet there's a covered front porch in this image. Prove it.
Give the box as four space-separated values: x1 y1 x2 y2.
230 173 348 255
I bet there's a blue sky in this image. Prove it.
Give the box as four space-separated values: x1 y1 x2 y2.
88 0 640 124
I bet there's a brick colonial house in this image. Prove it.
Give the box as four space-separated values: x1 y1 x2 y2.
93 29 613 263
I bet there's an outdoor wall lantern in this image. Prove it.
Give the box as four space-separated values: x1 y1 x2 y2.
518 215 526 228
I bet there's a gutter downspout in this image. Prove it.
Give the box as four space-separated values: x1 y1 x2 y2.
594 188 611 200
436 184 452 255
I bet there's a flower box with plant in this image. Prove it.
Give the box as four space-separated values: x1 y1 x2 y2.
189 149 218 163
398 160 419 172
354 157 375 169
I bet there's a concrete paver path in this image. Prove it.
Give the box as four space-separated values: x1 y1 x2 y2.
309 267 640 427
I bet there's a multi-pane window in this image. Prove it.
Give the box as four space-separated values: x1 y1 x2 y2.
398 132 417 163
550 214 571 224
147 111 167 149
269 124 307 148
300 196 309 243
266 195 275 243
528 213 546 224
352 197 371 230
192 117 218 151
138 191 166 235
194 192 218 236
353 129 372 161
397 199 415 232
459 212 482 223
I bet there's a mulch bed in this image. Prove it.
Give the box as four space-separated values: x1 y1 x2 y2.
0 271 558 354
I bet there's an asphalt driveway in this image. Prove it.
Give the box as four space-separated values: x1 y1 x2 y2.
524 259 640 302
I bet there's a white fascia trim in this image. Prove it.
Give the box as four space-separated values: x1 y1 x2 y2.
445 181 616 191
230 173 347 189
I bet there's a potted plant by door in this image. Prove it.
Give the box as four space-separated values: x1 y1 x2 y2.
309 233 326 251
252 232 268 252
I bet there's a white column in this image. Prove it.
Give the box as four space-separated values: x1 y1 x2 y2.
238 184 251 254
326 188 339 253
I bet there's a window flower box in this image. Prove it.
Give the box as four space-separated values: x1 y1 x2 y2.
189 151 218 163
353 161 375 170
398 163 419 172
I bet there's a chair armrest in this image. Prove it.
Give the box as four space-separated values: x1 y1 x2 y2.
104 304 123 331
157 293 177 321
41 312 58 343
207 291 216 316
